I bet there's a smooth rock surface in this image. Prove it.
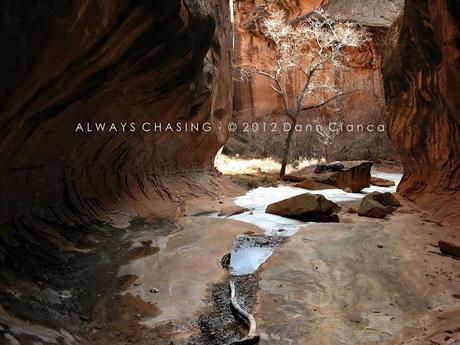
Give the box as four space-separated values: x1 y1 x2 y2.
255 211 460 344
119 217 261 326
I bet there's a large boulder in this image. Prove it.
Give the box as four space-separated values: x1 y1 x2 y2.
291 161 373 192
290 161 372 193
313 161 373 192
265 193 341 222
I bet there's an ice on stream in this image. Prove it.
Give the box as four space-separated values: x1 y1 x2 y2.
229 246 274 276
223 171 402 275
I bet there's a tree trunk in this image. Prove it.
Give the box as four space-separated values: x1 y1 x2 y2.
280 118 296 177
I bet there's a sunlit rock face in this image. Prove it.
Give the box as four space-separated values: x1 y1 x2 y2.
0 0 232 224
232 0 402 161
382 0 460 215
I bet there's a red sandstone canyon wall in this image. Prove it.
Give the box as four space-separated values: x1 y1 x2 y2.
382 0 460 217
0 0 233 224
231 0 402 161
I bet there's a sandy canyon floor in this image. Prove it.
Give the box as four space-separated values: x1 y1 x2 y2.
1 175 459 345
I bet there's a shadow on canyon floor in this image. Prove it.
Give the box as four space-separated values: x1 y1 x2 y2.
1 174 459 345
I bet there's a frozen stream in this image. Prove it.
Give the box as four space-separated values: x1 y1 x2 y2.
226 171 402 275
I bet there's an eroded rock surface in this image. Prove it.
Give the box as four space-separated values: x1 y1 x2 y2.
0 0 233 226
382 0 460 219
0 1 234 343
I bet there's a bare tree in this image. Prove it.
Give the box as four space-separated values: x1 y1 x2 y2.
240 8 370 177
316 110 344 162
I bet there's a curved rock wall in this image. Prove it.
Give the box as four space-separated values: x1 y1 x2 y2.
382 0 460 216
0 0 232 225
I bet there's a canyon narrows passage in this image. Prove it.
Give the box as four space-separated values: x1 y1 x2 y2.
0 1 459 345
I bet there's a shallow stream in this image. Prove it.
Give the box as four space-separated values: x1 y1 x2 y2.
224 171 402 275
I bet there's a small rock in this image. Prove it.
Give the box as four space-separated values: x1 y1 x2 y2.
328 213 340 223
438 240 460 258
220 253 231 271
358 192 401 218
218 205 248 217
377 244 384 249
358 198 388 218
149 288 159 294
366 192 401 207
141 240 152 247
370 177 395 187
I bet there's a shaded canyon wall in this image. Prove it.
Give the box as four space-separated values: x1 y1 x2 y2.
0 0 233 226
382 0 460 218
